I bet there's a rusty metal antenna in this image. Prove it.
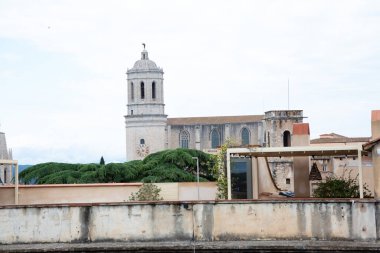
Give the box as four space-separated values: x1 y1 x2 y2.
287 78 290 110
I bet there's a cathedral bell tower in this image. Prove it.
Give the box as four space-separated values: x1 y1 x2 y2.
125 46 167 161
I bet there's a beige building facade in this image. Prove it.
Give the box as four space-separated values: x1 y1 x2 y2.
310 133 374 194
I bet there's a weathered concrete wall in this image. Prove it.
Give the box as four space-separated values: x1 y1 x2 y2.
0 200 378 245
0 182 217 205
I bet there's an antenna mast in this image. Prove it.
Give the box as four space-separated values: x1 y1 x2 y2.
287 78 290 110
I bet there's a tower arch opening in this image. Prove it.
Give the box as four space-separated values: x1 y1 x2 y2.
140 82 145 99
130 82 134 100
283 130 291 147
152 82 156 99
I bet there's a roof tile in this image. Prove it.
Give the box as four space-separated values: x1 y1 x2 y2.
167 115 264 125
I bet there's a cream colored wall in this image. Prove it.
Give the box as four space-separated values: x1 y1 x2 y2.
0 182 218 205
0 183 142 205
178 182 217 200
0 187 14 205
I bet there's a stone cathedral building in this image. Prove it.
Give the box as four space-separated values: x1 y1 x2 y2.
0 131 13 184
125 48 304 167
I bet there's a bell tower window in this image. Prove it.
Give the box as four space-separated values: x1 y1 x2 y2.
131 82 134 100
152 82 156 99
140 82 145 99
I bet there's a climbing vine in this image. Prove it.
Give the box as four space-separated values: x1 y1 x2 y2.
212 139 236 200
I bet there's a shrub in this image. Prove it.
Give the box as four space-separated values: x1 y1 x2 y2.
313 172 372 198
129 183 163 201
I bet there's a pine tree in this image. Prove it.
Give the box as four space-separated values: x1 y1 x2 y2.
100 156 105 165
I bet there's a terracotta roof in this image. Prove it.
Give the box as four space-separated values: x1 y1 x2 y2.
319 133 347 138
167 115 264 125
293 123 310 135
363 137 380 151
372 110 380 121
311 137 370 144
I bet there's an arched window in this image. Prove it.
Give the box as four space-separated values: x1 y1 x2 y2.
211 129 220 148
241 128 250 146
131 82 134 100
179 130 189 149
152 82 156 99
140 139 145 145
283 130 291 147
140 82 145 99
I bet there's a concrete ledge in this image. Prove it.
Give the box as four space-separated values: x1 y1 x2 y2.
1 240 380 252
1 201 378 245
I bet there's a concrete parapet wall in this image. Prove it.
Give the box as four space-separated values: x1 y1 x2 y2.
0 200 378 244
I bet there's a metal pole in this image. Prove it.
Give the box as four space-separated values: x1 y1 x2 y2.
358 149 363 199
15 162 19 204
192 157 200 200
288 78 290 110
227 150 232 200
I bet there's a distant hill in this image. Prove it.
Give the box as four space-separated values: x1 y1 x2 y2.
11 165 33 176
19 165 33 173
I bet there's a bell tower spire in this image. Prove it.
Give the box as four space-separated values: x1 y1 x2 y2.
141 43 149 60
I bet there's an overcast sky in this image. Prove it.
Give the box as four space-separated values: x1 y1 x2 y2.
0 0 379 164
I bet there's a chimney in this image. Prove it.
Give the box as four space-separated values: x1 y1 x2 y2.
371 110 380 198
292 123 310 197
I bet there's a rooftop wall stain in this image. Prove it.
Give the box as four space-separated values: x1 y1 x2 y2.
0 200 378 245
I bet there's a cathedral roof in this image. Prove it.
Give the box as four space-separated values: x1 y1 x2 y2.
129 49 161 72
167 115 264 125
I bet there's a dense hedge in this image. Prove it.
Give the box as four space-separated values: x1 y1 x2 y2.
19 148 216 184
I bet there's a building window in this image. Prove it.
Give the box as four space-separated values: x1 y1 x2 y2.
140 82 145 99
152 82 156 99
241 128 250 146
131 82 134 100
211 129 220 148
286 178 290 184
140 139 145 145
267 132 270 147
283 130 291 147
131 110 133 115
180 130 190 149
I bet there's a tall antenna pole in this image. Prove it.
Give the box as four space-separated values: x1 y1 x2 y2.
287 78 290 110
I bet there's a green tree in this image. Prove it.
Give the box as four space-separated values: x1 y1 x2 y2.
19 149 216 184
100 156 105 165
212 139 237 200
